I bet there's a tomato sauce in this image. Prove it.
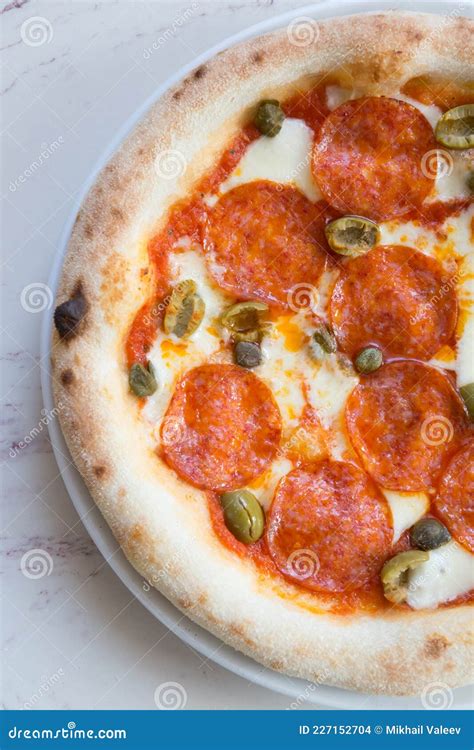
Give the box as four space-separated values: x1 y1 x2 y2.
124 81 473 613
406 197 473 235
401 76 474 111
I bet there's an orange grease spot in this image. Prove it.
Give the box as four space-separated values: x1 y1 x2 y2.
275 316 307 352
161 339 188 358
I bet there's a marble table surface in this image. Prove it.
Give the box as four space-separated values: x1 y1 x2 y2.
0 0 335 710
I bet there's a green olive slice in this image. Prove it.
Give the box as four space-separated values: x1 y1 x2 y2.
460 382 474 421
164 280 205 339
129 362 157 397
220 490 265 544
254 99 284 137
233 340 262 369
232 329 262 344
381 550 429 604
221 301 269 334
354 346 383 374
467 171 474 194
410 518 451 551
325 216 380 257
435 104 474 149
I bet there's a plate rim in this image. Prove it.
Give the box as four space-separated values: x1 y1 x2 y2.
40 0 472 710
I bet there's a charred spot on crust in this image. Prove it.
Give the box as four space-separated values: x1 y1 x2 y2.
194 65 206 79
60 369 75 386
84 223 94 239
252 51 264 63
54 284 87 340
93 465 107 479
111 207 124 221
173 90 182 101
424 634 450 659
178 597 193 610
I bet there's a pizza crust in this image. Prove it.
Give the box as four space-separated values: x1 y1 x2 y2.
51 11 474 695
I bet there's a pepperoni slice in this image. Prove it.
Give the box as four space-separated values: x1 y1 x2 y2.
346 361 470 492
204 181 332 309
266 461 392 593
312 97 436 221
434 441 474 553
161 364 281 491
330 245 458 360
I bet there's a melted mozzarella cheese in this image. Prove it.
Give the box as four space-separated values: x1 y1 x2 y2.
306 355 359 460
220 118 321 202
383 490 429 543
246 456 293 511
407 541 474 610
259 319 307 433
456 251 474 388
326 85 352 110
431 153 472 202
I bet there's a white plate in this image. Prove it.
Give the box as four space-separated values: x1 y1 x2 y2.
41 0 473 710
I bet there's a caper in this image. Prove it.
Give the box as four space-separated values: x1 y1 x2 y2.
221 301 269 334
435 104 474 150
460 382 474 421
325 216 380 257
164 280 205 338
220 490 265 544
129 361 157 397
312 324 337 354
336 352 354 375
381 550 429 604
234 340 262 368
253 99 284 137
354 346 383 374
410 517 451 551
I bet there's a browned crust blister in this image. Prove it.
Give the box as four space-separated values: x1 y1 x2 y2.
51 12 474 696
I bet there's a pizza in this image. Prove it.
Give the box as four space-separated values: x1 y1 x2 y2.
51 12 474 696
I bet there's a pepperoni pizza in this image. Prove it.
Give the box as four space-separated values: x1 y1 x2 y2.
52 12 474 695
